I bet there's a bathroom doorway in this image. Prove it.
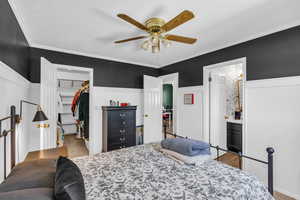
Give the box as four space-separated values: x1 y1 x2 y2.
203 58 246 160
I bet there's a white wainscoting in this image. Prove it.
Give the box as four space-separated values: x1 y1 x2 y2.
0 61 31 181
93 87 143 153
28 83 41 152
244 76 300 199
177 86 204 140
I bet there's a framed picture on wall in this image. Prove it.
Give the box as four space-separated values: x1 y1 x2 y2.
184 94 194 104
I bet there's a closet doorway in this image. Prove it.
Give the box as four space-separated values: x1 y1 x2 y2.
203 58 246 164
40 58 94 157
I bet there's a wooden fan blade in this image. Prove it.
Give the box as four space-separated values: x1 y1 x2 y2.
165 34 197 44
117 14 148 31
114 36 147 43
161 10 194 32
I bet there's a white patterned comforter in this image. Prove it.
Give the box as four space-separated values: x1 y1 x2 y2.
73 144 274 200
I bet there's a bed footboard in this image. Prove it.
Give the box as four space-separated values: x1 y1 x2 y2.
163 129 275 196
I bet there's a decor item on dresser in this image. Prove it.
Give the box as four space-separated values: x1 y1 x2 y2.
102 106 137 152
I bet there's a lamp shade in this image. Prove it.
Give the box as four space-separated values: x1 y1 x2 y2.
32 106 48 122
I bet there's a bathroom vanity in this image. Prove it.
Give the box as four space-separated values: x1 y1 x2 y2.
227 119 243 153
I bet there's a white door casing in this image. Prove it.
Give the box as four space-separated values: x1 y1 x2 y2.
143 75 163 143
210 74 226 149
40 57 57 150
203 57 247 160
160 73 179 135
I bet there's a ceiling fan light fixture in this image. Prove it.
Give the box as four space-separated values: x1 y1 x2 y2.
141 40 151 51
152 46 159 54
115 10 197 53
151 36 159 44
162 38 171 47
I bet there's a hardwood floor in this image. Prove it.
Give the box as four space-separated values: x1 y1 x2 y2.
25 146 68 161
218 153 295 200
64 134 89 158
217 152 241 169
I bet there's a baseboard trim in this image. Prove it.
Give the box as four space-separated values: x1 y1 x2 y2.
275 188 300 200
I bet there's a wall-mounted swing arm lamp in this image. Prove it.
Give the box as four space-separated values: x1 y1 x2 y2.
17 100 49 128
1 103 48 179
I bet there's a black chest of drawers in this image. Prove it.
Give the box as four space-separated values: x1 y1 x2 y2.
102 106 136 152
227 122 243 153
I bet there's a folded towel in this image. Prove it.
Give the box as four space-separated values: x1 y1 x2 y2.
161 138 210 156
160 148 211 165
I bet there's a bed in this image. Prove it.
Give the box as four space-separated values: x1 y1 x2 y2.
0 105 274 200
72 144 274 200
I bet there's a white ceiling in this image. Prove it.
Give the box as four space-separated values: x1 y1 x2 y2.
9 0 300 68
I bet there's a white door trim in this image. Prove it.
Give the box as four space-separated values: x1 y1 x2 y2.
40 59 95 155
203 57 247 157
159 73 179 135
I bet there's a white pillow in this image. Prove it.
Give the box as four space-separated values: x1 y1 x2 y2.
160 148 211 165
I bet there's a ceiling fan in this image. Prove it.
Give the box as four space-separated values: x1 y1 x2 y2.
114 10 197 53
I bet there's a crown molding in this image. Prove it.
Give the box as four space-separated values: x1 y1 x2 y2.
30 43 160 69
161 20 300 67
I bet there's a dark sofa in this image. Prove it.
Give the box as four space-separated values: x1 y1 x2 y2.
0 159 56 200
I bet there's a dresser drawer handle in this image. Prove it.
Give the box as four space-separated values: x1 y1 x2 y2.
122 121 126 125
120 129 125 134
120 138 125 141
120 113 126 117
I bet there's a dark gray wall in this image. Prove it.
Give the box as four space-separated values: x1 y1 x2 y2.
2 0 300 89
29 47 159 88
0 0 30 79
159 26 300 87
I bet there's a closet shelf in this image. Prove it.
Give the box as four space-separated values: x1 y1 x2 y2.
62 101 72 105
62 122 77 126
60 92 74 97
60 112 72 115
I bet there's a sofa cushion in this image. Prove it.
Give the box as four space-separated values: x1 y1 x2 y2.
0 188 54 200
0 159 56 193
55 156 85 200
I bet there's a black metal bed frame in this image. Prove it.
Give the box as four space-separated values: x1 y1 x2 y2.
0 106 274 195
163 127 274 196
0 106 17 180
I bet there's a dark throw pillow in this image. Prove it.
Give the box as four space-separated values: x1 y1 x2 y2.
55 156 86 200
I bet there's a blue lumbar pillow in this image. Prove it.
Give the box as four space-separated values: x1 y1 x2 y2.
161 138 210 156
